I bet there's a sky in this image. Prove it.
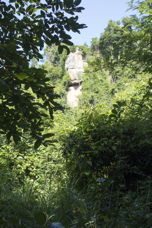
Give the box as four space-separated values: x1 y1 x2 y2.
70 0 135 45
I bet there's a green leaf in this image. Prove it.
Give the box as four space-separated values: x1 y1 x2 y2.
75 0 82 6
111 109 118 115
58 45 64 54
58 45 70 54
16 73 29 80
26 5 34 14
42 133 54 139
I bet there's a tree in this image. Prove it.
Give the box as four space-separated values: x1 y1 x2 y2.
0 0 86 146
129 0 152 72
99 0 152 76
99 18 139 76
90 37 100 54
79 56 112 107
42 44 69 107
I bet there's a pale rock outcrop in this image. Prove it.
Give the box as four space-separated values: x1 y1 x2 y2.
65 48 87 107
67 84 82 108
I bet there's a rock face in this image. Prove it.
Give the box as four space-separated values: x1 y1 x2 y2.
67 83 82 108
65 48 87 108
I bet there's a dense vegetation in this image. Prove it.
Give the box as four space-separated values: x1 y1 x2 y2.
0 0 152 227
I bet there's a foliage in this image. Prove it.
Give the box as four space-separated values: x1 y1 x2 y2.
63 74 152 185
0 0 85 144
42 45 69 107
99 18 142 78
61 74 152 226
99 1 152 78
79 56 112 107
0 135 67 227
90 37 100 54
1 0 152 227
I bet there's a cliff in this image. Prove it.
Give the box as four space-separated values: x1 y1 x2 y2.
65 48 87 107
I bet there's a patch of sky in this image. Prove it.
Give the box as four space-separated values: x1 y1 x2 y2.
69 0 136 45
